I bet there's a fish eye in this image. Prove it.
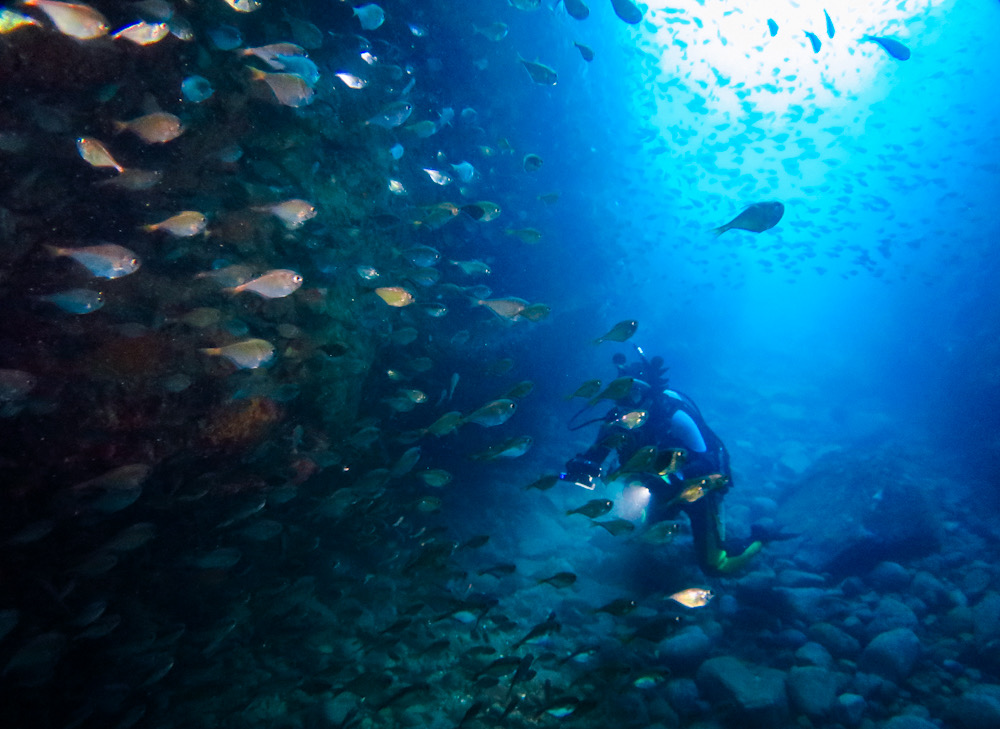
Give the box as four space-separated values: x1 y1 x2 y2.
293 275 303 283
129 258 139 266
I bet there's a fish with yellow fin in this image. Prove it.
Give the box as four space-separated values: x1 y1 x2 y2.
376 287 414 307
200 339 275 369
665 473 730 507
614 410 648 430
142 211 207 237
668 588 713 608
0 8 40 33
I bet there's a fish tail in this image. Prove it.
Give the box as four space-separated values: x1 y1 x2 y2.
111 120 128 135
199 347 221 356
710 225 728 237
43 244 64 257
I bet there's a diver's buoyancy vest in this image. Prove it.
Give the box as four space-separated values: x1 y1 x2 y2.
585 389 730 482
654 390 730 478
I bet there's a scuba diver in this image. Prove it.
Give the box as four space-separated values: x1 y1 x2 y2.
561 347 763 575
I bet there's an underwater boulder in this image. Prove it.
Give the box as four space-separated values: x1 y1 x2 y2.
807 622 861 659
882 717 942 729
773 448 942 577
946 684 1000 729
858 628 921 682
865 596 919 639
658 625 712 669
834 693 866 727
866 561 912 592
665 677 705 717
786 665 839 719
696 656 788 728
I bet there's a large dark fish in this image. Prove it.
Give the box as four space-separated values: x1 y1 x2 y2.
513 611 561 647
519 57 558 85
862 34 911 60
563 0 589 20
593 319 637 344
804 30 821 53
712 201 785 236
609 0 642 25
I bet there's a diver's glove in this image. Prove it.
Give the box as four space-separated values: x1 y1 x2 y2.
559 456 601 489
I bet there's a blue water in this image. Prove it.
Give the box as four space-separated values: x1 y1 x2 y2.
2 0 1000 727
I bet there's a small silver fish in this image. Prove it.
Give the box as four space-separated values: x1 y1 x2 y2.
200 339 276 369
367 101 413 128
335 72 367 89
353 3 384 31
254 199 316 229
46 243 140 279
226 269 303 298
38 288 104 314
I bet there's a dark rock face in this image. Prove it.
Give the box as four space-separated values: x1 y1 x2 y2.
773 448 942 577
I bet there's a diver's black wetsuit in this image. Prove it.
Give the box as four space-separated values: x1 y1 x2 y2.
571 387 760 575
